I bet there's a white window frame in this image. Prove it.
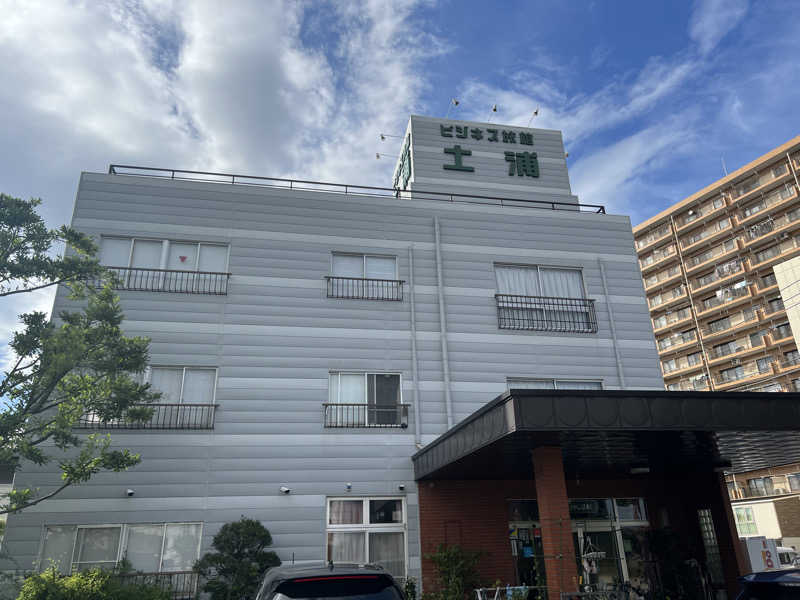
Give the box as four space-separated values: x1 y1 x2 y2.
38 522 203 574
734 507 758 536
146 366 219 405
494 263 588 299
100 236 230 273
506 377 604 390
328 372 403 426
325 497 407 576
330 253 398 280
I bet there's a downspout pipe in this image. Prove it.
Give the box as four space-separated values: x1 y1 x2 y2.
434 216 454 429
598 259 626 389
408 245 422 446
788 153 800 191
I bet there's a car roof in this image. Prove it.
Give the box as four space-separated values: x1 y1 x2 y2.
741 568 800 583
256 563 391 600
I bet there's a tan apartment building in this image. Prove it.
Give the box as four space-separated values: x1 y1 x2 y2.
633 135 800 393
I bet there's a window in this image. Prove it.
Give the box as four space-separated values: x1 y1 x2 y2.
39 523 202 574
756 357 773 373
697 509 725 585
328 254 401 300
150 367 217 405
768 298 786 314
495 265 596 333
507 378 602 390
99 237 229 294
734 507 758 535
788 474 800 491
326 498 405 577
720 365 744 382
662 358 678 373
774 322 792 339
326 373 405 427
687 352 702 366
785 350 800 366
747 477 773 496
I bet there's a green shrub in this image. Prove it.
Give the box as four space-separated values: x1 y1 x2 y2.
423 545 484 600
16 568 171 600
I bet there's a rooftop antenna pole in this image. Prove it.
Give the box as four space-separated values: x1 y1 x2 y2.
721 157 728 176
526 107 540 128
445 98 459 119
487 104 497 123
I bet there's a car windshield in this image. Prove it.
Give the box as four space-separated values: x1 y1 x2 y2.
273 576 402 600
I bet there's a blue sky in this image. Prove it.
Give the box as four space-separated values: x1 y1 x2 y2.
1 0 799 365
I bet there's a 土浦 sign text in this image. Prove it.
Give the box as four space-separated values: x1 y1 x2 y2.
440 123 539 178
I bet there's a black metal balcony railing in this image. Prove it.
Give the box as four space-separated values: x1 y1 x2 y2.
323 403 410 428
100 266 230 295
326 276 404 301
495 295 598 333
75 403 218 430
115 571 198 599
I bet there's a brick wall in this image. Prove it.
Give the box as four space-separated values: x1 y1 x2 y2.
774 496 800 538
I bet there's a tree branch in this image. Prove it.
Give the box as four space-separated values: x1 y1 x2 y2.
0 480 72 516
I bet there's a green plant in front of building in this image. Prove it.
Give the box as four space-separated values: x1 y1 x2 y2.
193 517 281 600
0 194 160 515
423 544 484 600
15 567 170 600
403 576 418 600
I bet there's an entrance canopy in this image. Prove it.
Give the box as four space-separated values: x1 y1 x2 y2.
412 390 800 480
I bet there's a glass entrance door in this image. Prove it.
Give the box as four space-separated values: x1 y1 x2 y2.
573 526 623 589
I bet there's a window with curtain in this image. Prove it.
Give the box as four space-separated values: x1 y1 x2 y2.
329 254 401 301
147 367 217 428
495 265 594 332
326 498 405 577
39 523 202 574
327 373 402 427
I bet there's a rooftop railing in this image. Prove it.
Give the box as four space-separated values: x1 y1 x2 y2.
325 276 404 301
495 295 598 333
323 403 410 428
100 266 230 295
75 403 218 430
108 165 607 213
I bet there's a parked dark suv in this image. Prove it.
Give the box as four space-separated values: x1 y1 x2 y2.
255 563 404 600
736 568 800 599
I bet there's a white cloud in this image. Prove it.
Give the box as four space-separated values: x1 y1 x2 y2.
689 0 749 56
0 287 55 375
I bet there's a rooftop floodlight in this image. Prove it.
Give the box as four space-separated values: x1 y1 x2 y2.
527 107 540 127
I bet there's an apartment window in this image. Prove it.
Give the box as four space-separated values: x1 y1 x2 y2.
749 330 767 347
495 265 596 333
762 273 778 288
785 350 800 366
327 498 406 577
755 245 781 264
747 477 774 496
327 253 401 300
662 358 678 373
775 323 792 340
326 373 406 428
743 200 766 218
99 237 229 294
713 341 739 358
720 365 744 382
772 164 788 178
507 378 603 390
788 474 800 491
756 357 773 373
39 523 202 574
687 352 702 366
768 298 785 314
734 507 758 535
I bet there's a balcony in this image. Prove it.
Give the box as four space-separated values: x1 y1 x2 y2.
662 358 705 379
707 339 766 366
75 403 218 430
737 183 798 226
657 332 698 355
639 248 678 275
750 238 800 271
690 261 744 294
684 239 741 276
780 354 800 372
696 285 751 317
649 287 688 312
326 276 404 301
115 571 198 599
714 361 775 388
668 377 709 391
681 220 734 253
653 309 694 333
323 403 410 428
770 325 793 344
675 199 728 233
495 295 598 333
644 265 683 292
744 209 800 250
102 266 230 295
700 310 761 341
635 224 673 254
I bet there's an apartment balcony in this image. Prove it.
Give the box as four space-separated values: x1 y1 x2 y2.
662 359 705 380
680 220 735 254
695 286 752 318
690 261 745 296
326 276 404 301
669 378 710 392
768 326 794 346
322 403 410 428
644 266 683 292
675 200 729 234
657 334 699 356
495 295 598 333
779 354 800 374
737 183 798 227
713 361 776 389
707 338 767 366
684 238 742 277
635 225 673 254
648 288 689 313
699 310 761 342
115 571 198 599
639 248 679 275
102 266 231 295
652 310 694 334
743 209 800 251
75 403 218 430
749 238 800 272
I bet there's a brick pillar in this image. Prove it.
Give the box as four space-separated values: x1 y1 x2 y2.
532 446 578 597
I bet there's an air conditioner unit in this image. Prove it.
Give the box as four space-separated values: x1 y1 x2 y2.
731 358 742 366
781 232 790 239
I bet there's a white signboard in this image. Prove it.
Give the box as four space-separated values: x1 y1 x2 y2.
745 536 779 571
